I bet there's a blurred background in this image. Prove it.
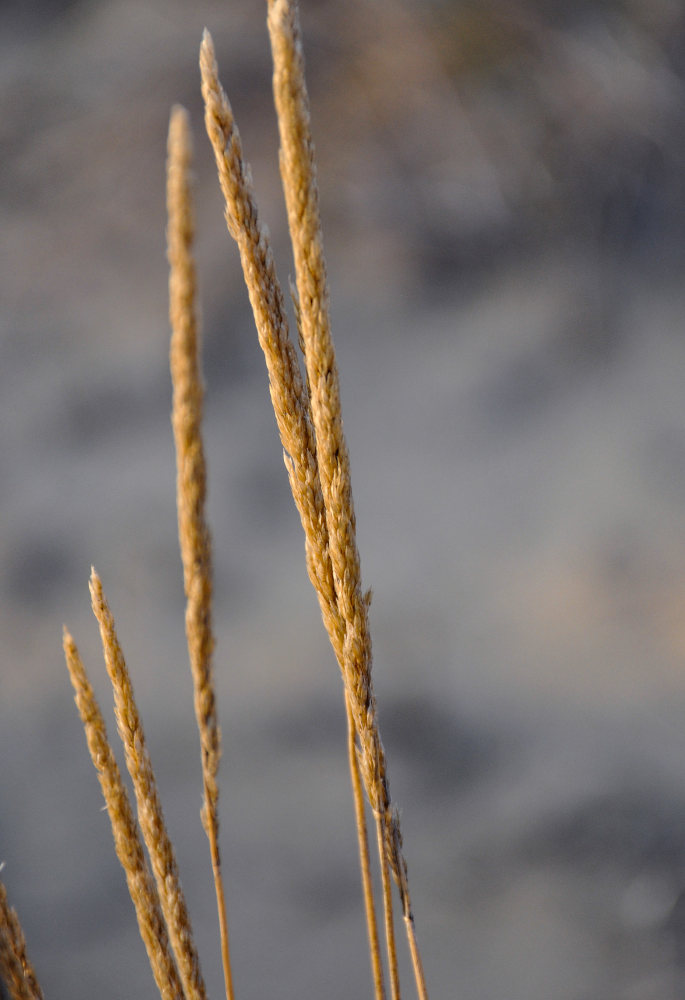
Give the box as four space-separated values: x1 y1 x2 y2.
2 0 685 997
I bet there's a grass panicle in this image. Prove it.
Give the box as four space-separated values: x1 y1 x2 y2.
0 880 44 1000
0 6 429 1000
89 569 207 1000
199 30 340 643
200 25 393 998
167 103 235 1000
203 2 427 996
63 629 185 1000
266 3 427 996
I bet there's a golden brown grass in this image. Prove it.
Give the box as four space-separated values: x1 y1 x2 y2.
200 25 397 998
265 4 426 995
0 3 427 998
88 569 208 1000
167 103 235 1000
0 879 44 1000
201 6 427 995
63 628 186 1000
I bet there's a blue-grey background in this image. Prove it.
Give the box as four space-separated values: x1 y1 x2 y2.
3 1 685 997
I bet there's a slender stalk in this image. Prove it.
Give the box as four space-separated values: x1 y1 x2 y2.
167 103 235 1000
89 570 207 1000
63 629 185 1000
346 695 386 1000
405 915 429 1000
376 815 401 1000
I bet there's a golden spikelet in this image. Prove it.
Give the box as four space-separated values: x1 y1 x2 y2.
167 103 235 1000
199 31 340 644
62 629 185 1000
202 4 428 996
266 5 413 994
0 880 44 1000
269 0 385 851
200 27 390 998
168 104 219 823
88 570 207 1000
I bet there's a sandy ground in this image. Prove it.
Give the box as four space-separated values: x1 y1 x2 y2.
3 1 685 998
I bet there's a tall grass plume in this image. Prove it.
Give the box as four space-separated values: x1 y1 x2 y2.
0 4 428 999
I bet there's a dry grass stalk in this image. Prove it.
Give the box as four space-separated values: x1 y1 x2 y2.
15 13 431 1000
167 103 235 1000
88 570 207 1000
200 28 387 997
62 629 185 1000
0 880 44 1000
266 4 408 996
199 31 338 643
268 2 426 996
267 0 404 985
345 697 386 1000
